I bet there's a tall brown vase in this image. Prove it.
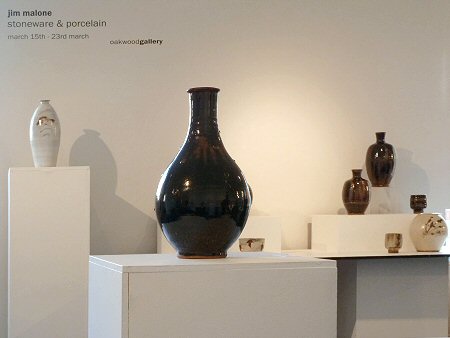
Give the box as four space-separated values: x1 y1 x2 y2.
365 132 395 187
342 169 370 215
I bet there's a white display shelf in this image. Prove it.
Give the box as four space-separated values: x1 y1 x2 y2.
285 248 450 259
89 253 337 338
90 251 331 272
311 214 418 252
8 167 90 338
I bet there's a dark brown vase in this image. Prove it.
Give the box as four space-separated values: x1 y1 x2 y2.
365 132 395 187
342 169 370 214
410 194 427 214
155 87 252 259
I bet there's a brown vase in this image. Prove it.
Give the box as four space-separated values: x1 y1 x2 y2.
365 132 396 187
342 169 370 215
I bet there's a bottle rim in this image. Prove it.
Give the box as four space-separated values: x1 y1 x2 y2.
187 87 220 93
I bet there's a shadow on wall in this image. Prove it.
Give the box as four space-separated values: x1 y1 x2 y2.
392 148 430 208
69 129 156 255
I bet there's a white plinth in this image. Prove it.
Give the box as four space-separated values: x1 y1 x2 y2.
312 214 416 252
8 167 90 338
287 250 450 338
339 256 449 338
157 215 282 253
89 253 337 338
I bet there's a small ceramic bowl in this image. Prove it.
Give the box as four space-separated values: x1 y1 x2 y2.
385 233 402 253
239 238 265 252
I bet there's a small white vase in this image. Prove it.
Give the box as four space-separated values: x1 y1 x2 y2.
29 100 60 167
410 213 448 252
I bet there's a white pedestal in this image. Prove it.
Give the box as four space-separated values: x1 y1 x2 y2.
338 256 449 338
157 215 282 253
89 253 337 338
312 214 416 252
8 167 90 338
286 250 450 338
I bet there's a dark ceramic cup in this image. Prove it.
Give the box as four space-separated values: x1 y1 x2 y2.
410 194 427 214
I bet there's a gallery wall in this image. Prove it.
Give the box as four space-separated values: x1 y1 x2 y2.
0 0 449 335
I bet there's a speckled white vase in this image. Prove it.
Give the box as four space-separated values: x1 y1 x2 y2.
410 213 448 252
29 100 60 167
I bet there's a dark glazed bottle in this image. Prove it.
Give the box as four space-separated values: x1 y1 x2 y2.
365 132 395 187
342 169 370 214
155 87 252 258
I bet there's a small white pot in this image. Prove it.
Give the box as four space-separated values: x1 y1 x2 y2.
410 213 448 252
29 100 60 167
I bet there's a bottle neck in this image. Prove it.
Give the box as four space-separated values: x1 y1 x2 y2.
188 90 219 137
376 132 385 144
352 169 362 178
